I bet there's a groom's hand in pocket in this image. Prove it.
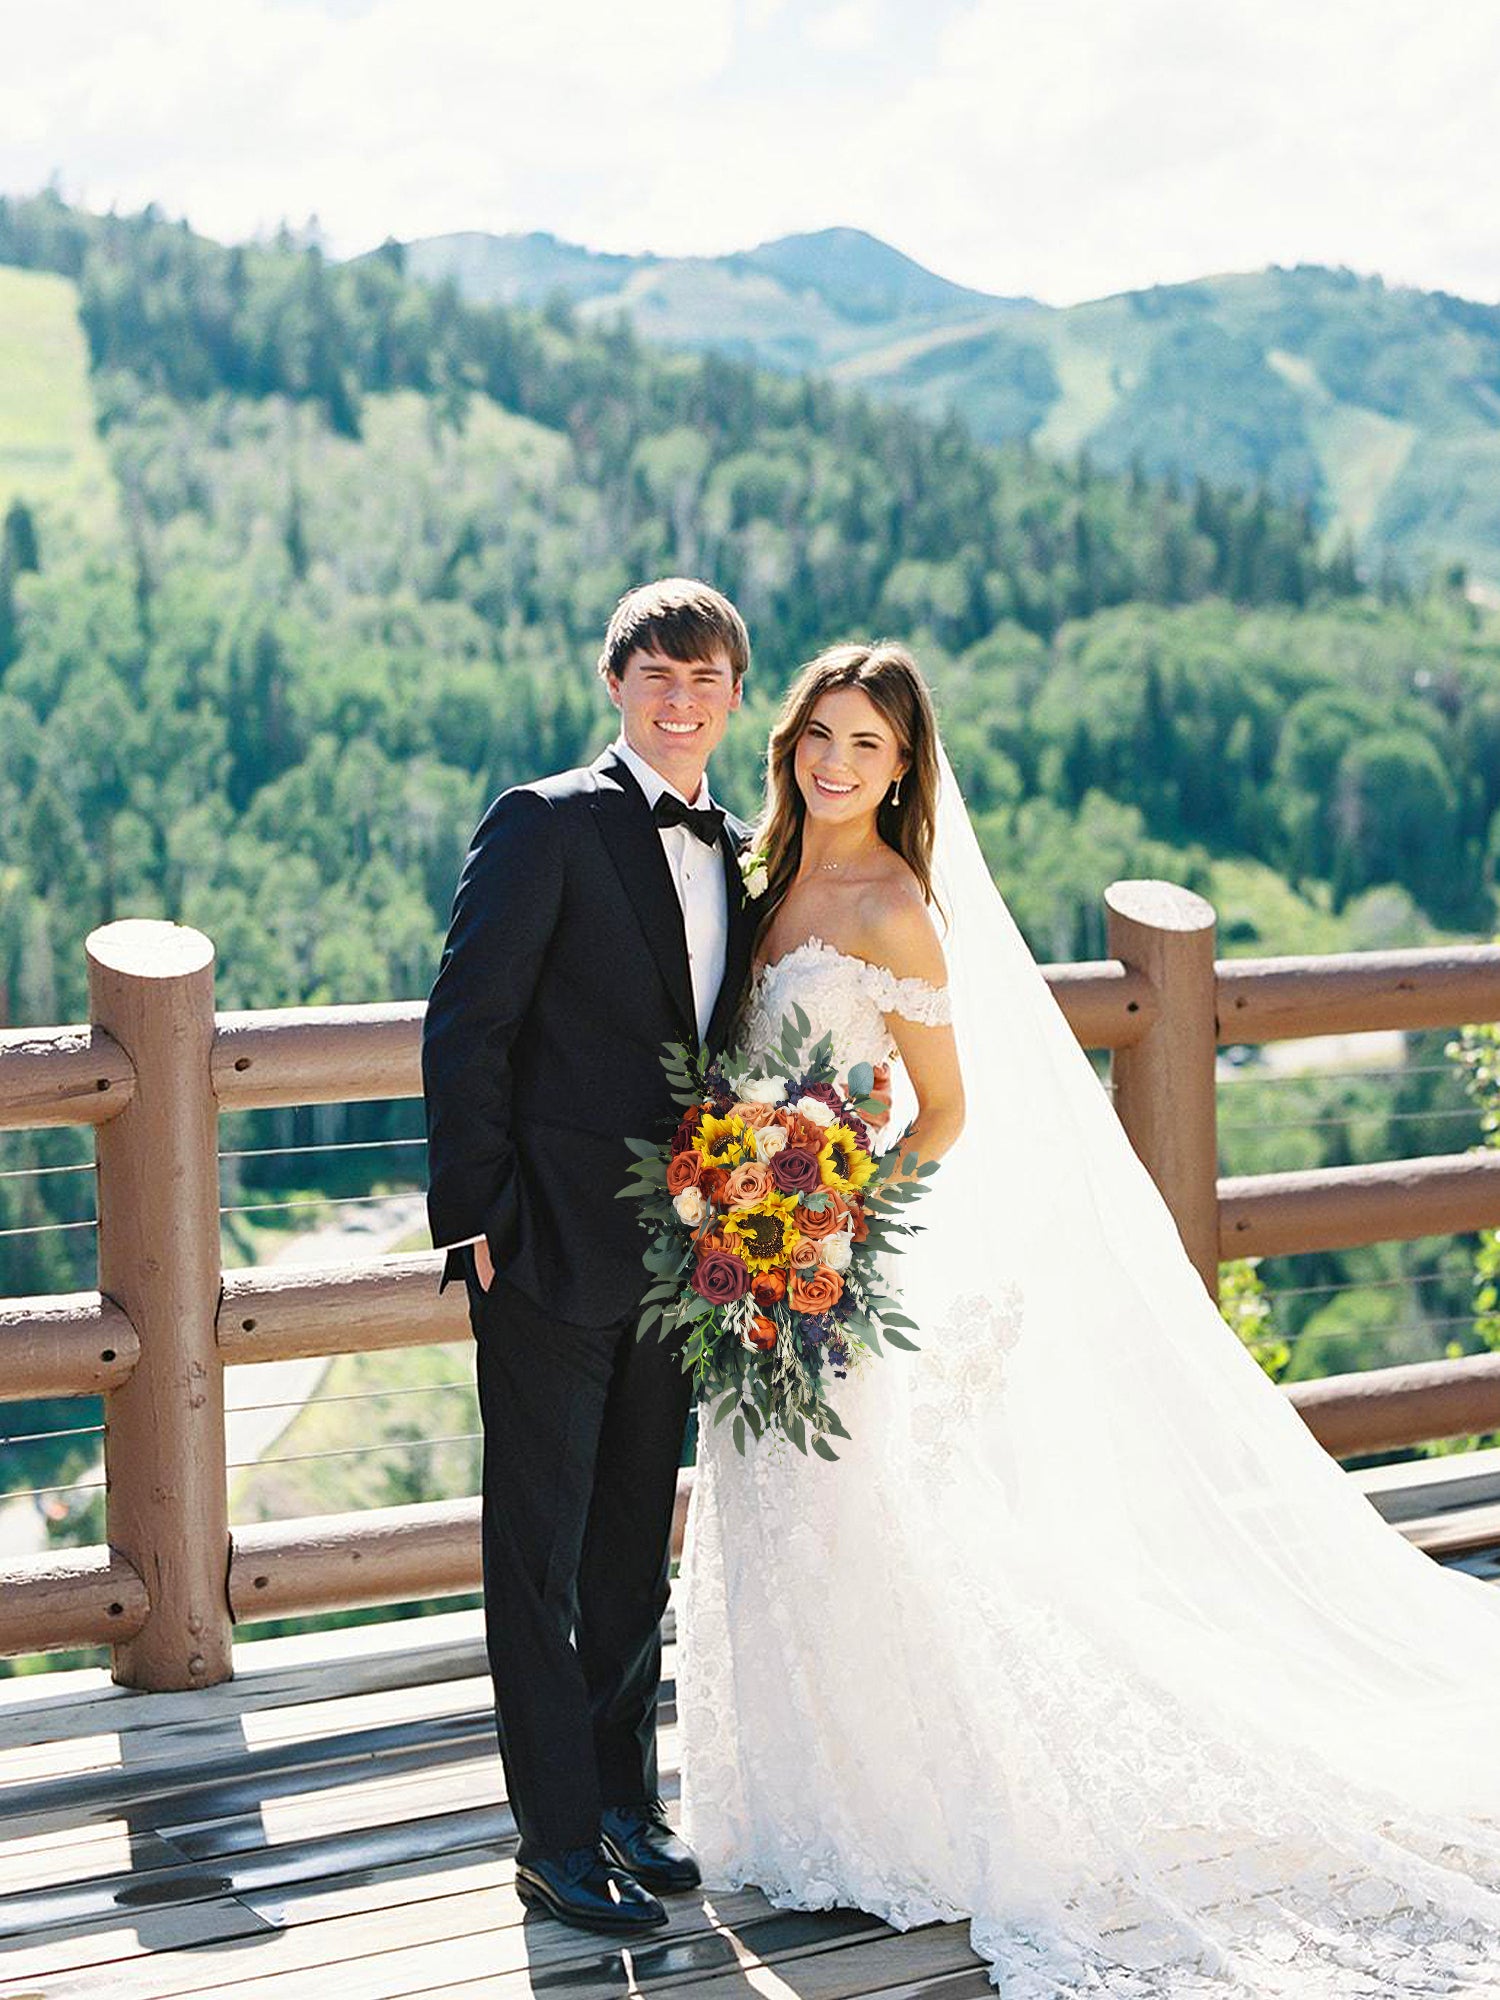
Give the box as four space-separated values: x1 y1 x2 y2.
473 1238 495 1293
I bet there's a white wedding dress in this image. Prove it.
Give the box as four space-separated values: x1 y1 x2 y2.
678 754 1500 1997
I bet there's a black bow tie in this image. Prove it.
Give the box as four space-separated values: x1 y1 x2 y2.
652 794 725 847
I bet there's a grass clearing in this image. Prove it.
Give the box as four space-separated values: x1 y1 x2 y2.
0 266 117 539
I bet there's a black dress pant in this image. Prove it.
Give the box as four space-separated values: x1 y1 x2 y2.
467 1266 693 1859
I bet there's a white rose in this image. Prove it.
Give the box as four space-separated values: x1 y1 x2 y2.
740 1074 787 1105
744 862 769 900
795 1095 836 1128
754 1125 789 1162
672 1185 706 1228
823 1229 853 1273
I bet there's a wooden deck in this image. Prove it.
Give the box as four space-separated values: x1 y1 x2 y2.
0 1605 995 2000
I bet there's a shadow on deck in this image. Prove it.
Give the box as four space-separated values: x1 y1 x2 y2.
0 1606 995 2000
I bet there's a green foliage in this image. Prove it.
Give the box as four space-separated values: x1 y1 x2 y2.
1217 1257 1289 1381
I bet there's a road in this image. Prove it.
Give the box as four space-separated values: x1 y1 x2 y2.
0 1192 428 1562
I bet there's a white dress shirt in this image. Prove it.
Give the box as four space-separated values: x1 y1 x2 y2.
610 735 729 1043
441 743 729 1255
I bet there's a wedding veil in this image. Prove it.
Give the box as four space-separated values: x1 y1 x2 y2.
902 743 1500 1847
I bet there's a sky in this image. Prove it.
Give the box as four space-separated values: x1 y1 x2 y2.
5 0 1500 307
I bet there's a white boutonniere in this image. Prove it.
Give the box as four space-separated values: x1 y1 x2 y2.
739 847 770 900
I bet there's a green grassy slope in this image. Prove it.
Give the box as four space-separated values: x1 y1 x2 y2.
0 266 117 538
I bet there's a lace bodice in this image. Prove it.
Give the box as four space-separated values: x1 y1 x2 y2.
741 936 952 1078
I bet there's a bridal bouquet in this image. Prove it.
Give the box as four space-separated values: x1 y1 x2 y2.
621 1010 935 1458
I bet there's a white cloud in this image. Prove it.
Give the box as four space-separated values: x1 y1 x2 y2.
2 0 1498 304
805 3 878 54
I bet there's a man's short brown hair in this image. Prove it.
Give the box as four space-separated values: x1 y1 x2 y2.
597 578 751 684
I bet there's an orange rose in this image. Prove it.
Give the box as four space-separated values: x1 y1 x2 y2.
723 1160 773 1208
666 1151 702 1195
795 1198 845 1241
788 1238 821 1271
700 1167 730 1206
731 1101 776 1129
752 1269 787 1307
744 1313 778 1352
846 1198 869 1244
696 1227 734 1259
789 1265 845 1315
781 1113 826 1152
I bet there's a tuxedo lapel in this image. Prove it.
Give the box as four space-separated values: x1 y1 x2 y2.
588 752 698 1043
707 820 755 1055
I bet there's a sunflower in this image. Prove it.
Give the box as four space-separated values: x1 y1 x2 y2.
818 1122 877 1198
694 1111 756 1171
721 1192 801 1275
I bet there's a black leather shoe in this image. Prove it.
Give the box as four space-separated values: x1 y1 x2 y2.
514 1844 669 1934
599 1804 702 1893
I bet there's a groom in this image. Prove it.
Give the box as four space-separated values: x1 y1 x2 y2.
422 579 756 1935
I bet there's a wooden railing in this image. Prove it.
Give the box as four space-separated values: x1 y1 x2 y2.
5 882 1500 1688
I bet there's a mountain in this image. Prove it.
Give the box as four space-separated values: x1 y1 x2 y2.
404 226 1022 375
403 230 1500 586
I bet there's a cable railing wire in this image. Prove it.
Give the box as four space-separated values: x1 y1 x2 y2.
218 1138 427 1164
226 1380 475 1417
230 1431 482 1472
0 1421 105 1448
0 1160 94 1183
1217 1062 1466 1085
1264 1272 1455 1303
1220 1107 1482 1133
0 1217 96 1240
218 1192 424 1220
0 1475 105 1503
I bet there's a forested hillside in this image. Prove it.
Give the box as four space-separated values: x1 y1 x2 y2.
6 192 1500 1570
0 191 1498 1288
411 226 1500 587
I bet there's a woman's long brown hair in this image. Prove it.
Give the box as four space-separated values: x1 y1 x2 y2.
754 642 941 944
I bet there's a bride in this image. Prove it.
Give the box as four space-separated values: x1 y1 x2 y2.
677 641 1500 1997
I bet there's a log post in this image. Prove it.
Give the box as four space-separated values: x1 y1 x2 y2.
88 920 231 1689
1104 881 1220 1295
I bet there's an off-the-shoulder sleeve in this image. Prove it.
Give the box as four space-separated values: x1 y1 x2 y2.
864 963 954 1026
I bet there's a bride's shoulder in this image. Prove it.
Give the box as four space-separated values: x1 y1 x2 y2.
851 870 948 994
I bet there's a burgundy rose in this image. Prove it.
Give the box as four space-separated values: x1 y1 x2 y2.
769 1145 822 1197
690 1251 751 1305
670 1106 704 1156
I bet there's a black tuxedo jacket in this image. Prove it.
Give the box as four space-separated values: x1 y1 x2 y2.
422 749 755 1329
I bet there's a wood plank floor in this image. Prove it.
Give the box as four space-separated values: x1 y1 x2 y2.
0 1608 990 2000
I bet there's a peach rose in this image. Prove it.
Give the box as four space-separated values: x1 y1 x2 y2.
789 1264 845 1314
795 1198 846 1242
731 1101 777 1129
788 1238 821 1271
666 1151 702 1195
723 1160 773 1208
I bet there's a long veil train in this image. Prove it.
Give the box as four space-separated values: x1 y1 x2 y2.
678 746 1500 1996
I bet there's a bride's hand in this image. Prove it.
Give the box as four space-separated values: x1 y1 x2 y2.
866 1062 893 1129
